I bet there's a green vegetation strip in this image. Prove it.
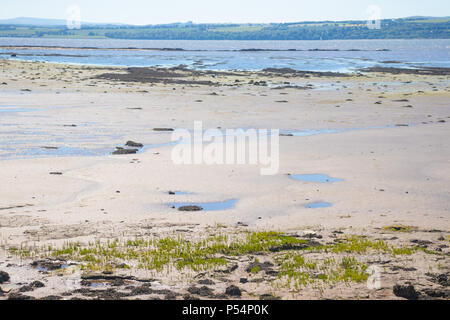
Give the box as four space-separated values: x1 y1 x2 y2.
9 232 430 289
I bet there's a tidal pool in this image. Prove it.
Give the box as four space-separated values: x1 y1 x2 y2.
169 199 238 211
305 202 333 209
290 174 343 183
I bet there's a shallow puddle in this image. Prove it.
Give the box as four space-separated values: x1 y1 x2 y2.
0 106 37 113
279 124 414 137
169 199 238 211
305 202 333 209
35 264 69 272
280 128 345 136
0 145 112 159
290 174 343 183
168 191 191 195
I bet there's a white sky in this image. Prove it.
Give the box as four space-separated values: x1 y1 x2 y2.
1 0 448 24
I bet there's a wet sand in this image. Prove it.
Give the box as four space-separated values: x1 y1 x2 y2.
0 59 449 300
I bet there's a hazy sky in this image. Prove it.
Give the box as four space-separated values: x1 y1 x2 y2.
1 0 448 24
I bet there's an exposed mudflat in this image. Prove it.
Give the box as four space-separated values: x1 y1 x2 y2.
0 59 449 300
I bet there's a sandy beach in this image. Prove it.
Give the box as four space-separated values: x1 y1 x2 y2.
0 59 449 300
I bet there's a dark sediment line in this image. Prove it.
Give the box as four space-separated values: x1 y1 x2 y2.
0 45 390 52
260 68 351 77
360 66 450 76
94 66 226 85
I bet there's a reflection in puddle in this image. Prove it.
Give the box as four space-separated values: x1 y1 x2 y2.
139 140 182 153
168 191 191 195
90 282 106 288
305 202 333 209
1 146 112 159
36 264 69 272
279 124 413 137
290 174 343 183
169 199 238 211
281 128 343 136
0 106 37 113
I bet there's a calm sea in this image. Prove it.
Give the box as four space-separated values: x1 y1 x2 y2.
0 38 449 72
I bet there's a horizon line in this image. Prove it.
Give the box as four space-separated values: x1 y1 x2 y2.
1 15 448 27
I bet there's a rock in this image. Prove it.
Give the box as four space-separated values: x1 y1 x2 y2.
260 294 280 300
183 294 200 300
131 285 153 296
236 222 248 227
112 148 138 155
422 288 450 299
49 172 63 175
41 146 59 150
390 266 417 272
0 271 10 284
153 128 174 132
178 206 203 212
393 285 419 300
225 285 242 297
31 259 66 271
187 286 214 297
215 264 238 274
0 286 11 294
198 279 215 285
19 285 33 293
41 295 63 300
410 239 432 247
246 261 274 273
8 293 35 300
164 291 178 300
125 141 144 148
269 243 310 252
239 278 248 284
427 273 450 287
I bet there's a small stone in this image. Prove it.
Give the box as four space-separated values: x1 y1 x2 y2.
125 141 144 148
225 285 242 297
0 271 10 284
187 286 214 297
112 148 138 155
19 285 33 293
31 281 45 288
178 206 203 212
393 284 419 300
8 293 35 300
153 128 174 132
